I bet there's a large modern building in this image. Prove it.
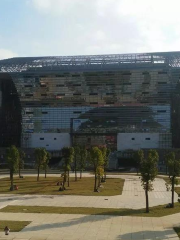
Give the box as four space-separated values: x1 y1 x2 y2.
0 52 180 153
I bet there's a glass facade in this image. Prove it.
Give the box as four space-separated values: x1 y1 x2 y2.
0 52 180 150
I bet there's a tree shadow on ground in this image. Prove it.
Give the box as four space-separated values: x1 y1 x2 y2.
118 229 177 240
22 214 115 232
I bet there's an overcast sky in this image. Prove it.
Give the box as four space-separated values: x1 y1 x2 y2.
0 0 180 60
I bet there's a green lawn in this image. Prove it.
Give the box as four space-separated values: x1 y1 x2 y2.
2 203 180 217
0 176 124 196
0 220 31 232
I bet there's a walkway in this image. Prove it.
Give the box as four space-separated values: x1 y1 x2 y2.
0 212 178 239
0 175 178 239
0 175 177 210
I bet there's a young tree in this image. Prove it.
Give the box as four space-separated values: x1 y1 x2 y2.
101 147 111 181
61 147 74 189
34 148 47 181
73 145 80 181
140 149 159 213
43 152 51 178
78 146 87 179
165 152 180 208
6 145 20 191
134 149 144 175
88 147 104 192
97 166 104 187
18 149 25 178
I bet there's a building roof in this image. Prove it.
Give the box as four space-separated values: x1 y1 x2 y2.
0 51 180 73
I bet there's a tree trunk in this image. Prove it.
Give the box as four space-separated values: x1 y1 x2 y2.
10 170 13 190
80 170 82 179
75 157 77 181
104 167 106 181
94 173 97 192
68 170 70 187
172 176 175 208
45 168 47 178
19 167 21 178
37 167 40 181
145 183 149 213
63 171 67 190
98 175 100 187
63 175 65 190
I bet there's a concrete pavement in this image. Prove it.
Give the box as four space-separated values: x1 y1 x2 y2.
0 212 178 239
0 175 177 210
0 174 178 239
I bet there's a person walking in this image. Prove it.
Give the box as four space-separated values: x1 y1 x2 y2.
4 226 10 235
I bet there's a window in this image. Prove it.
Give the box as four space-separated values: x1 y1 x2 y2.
72 74 80 77
142 82 150 85
123 83 131 85
42 112 48 114
106 93 113 95
56 75 64 77
142 92 149 94
57 93 65 96
131 138 135 140
25 94 33 97
25 85 32 87
122 72 131 76
158 82 167 84
90 102 98 104
157 110 166 113
104 73 115 76
145 138 150 140
40 138 44 140
25 103 35 106
87 84 99 86
106 83 114 86
24 75 32 78
56 84 64 87
89 93 98 95
74 111 82 114
41 103 49 106
26 111 33 114
41 94 47 96
106 102 114 104
40 84 46 87
54 138 57 140
73 84 81 86
73 93 81 96
158 71 167 74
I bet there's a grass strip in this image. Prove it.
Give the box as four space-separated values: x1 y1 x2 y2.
2 203 180 217
0 177 124 196
0 220 31 232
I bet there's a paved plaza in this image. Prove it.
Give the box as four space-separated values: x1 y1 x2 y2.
0 175 177 210
0 174 179 239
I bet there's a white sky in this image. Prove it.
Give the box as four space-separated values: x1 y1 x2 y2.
0 0 180 59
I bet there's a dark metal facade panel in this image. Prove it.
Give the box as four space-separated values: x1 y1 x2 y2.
1 51 180 72
1 51 180 149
